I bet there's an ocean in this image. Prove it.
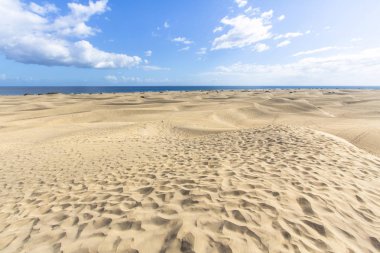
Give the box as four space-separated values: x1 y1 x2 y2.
0 86 379 96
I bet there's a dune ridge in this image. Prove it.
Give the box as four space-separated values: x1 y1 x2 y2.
0 89 380 253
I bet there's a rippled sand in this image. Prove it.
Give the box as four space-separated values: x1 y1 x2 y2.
0 89 379 253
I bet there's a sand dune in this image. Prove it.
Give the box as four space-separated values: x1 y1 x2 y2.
0 89 380 253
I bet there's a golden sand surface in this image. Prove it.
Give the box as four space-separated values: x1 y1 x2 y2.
0 89 379 253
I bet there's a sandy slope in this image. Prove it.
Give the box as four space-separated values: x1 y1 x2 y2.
0 89 379 253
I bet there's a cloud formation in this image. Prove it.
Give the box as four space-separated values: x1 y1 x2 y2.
179 46 190 52
172 37 193 45
142 65 170 71
254 43 270 52
213 26 223 33
274 32 304 40
207 48 380 85
276 40 291 48
29 2 58 15
293 46 350 57
235 0 248 8
211 11 273 50
211 4 310 53
0 0 141 68
277 15 285 21
244 6 260 16
105 75 169 83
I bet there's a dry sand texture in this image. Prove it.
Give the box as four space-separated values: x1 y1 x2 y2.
0 89 379 253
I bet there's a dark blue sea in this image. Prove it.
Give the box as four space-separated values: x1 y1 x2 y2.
0 86 379 96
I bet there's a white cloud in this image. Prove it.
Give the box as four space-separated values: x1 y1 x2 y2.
104 75 169 83
197 48 207 55
254 43 269 52
145 50 152 57
29 2 58 15
277 15 285 21
0 0 141 68
293 46 351 57
105 75 143 82
274 32 303 40
157 21 170 31
260 10 273 21
235 0 248 8
52 0 109 37
179 46 190 52
211 13 273 50
120 76 140 82
276 40 291 48
72 40 140 68
213 26 223 33
273 32 305 48
172 37 193 45
211 7 304 52
142 65 170 71
244 6 260 16
206 48 380 85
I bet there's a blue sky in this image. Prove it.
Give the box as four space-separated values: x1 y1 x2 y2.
1 0 380 86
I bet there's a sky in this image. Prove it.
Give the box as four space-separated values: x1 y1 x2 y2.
1 0 380 86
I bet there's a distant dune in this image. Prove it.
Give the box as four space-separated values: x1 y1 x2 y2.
0 89 379 253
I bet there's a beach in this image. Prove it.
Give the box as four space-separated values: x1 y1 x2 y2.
0 89 379 253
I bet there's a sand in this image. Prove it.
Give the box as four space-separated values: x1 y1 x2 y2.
0 89 379 253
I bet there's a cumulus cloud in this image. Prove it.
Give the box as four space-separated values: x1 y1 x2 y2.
172 37 193 45
0 0 141 68
277 15 285 21
172 36 193 52
235 0 248 8
51 0 109 37
260 10 273 21
212 5 308 52
29 2 58 15
254 43 269 52
206 48 380 85
211 13 273 50
213 26 223 33
244 6 260 16
145 50 153 57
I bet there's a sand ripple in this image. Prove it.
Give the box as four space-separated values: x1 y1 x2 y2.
1 125 380 253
